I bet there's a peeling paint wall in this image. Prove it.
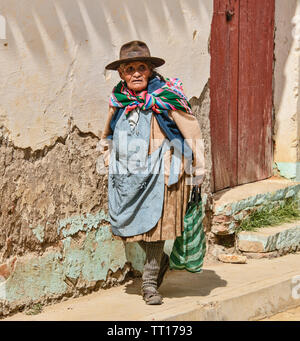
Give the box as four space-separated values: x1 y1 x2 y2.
0 228 146 316
274 0 300 180
0 0 213 315
0 127 107 260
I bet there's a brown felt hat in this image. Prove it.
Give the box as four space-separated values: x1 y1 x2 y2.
105 40 165 70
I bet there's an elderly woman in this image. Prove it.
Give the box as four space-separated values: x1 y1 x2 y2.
100 41 205 305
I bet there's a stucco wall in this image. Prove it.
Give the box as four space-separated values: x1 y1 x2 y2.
0 0 212 316
0 0 212 150
274 0 300 180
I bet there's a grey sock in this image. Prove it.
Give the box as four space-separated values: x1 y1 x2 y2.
138 241 165 290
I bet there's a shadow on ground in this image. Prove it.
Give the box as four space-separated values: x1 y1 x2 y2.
124 269 227 298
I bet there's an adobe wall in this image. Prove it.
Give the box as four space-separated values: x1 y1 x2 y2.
0 0 212 316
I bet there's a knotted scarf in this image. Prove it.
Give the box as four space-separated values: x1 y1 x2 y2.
107 76 194 161
109 77 192 115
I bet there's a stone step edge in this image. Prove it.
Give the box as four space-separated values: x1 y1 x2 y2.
211 184 300 235
239 249 300 259
237 225 300 253
213 183 300 216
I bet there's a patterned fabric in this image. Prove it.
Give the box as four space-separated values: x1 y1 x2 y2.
169 186 206 273
107 77 194 162
109 78 192 116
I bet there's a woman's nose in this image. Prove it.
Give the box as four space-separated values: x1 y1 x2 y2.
133 70 142 78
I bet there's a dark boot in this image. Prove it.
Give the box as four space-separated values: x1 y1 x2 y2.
141 286 163 305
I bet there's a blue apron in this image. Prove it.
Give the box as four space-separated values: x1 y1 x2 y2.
108 107 181 237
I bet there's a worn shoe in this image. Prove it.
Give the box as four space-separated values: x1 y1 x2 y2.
157 252 169 289
142 286 163 305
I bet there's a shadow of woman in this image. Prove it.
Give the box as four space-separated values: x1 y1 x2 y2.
124 269 227 298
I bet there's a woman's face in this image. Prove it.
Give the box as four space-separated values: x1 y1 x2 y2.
118 61 152 92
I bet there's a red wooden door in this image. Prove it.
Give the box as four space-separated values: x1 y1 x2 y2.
210 0 275 192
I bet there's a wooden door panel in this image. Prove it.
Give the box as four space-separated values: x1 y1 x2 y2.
238 0 274 184
210 0 239 192
210 0 274 192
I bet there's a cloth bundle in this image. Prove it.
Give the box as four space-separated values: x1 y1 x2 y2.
109 78 192 116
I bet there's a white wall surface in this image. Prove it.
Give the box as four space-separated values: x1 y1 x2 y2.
0 0 212 150
274 0 300 165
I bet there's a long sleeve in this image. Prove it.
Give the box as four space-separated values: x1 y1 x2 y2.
101 106 116 139
98 106 116 167
169 110 206 185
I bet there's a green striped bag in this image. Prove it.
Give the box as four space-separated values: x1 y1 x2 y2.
169 186 206 273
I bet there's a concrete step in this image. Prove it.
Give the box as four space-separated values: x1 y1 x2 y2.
2 253 300 321
237 220 300 255
211 178 300 235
